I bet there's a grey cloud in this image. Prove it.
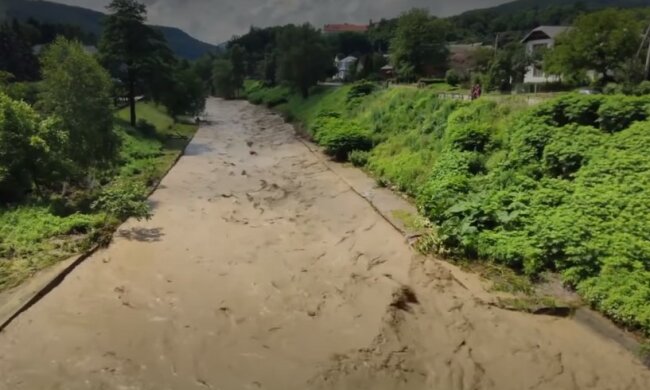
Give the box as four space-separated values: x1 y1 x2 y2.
51 0 511 43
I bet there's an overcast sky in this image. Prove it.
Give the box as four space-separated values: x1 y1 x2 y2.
51 0 511 44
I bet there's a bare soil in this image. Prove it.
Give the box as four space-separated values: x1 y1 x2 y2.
0 99 648 390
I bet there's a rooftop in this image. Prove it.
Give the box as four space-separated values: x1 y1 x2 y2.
323 23 369 33
521 26 571 43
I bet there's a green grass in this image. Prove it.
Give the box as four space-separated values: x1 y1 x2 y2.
115 102 196 184
0 102 197 291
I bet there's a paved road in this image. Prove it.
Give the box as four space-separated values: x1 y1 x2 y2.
0 99 648 390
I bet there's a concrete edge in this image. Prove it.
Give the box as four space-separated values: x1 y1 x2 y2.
0 122 199 333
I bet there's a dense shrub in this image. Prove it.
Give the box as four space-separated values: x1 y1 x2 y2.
348 150 370 167
535 93 602 127
0 93 40 200
635 80 650 95
602 83 622 95
597 96 649 132
0 93 70 201
244 81 290 107
314 119 372 161
446 121 493 152
542 125 602 179
263 87 290 107
346 81 376 102
4 81 42 105
91 180 151 221
445 69 461 86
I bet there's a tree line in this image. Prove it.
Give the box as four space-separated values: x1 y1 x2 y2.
210 4 650 97
0 0 207 203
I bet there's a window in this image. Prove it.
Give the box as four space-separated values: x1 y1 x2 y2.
533 66 544 78
532 43 548 55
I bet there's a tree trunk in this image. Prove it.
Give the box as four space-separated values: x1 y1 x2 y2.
300 84 309 98
128 74 136 127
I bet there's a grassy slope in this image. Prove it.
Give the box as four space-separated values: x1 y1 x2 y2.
0 102 196 291
245 81 650 335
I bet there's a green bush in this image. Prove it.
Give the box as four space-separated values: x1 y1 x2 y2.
0 93 69 201
313 119 373 161
635 80 650 95
446 121 493 152
535 93 602 127
445 69 461 86
348 150 370 167
597 96 649 132
602 83 622 95
264 87 290 107
91 180 151 221
4 81 42 105
346 81 376 102
245 82 290 107
542 125 602 179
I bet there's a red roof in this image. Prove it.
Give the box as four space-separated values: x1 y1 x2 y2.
323 23 368 33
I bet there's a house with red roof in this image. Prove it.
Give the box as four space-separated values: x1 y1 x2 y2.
323 23 369 34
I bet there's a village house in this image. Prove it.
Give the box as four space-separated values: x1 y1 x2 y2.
521 25 570 84
333 55 358 81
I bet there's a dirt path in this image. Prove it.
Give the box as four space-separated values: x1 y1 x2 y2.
0 99 648 390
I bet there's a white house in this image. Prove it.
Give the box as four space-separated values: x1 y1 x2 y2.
334 56 358 81
521 26 570 84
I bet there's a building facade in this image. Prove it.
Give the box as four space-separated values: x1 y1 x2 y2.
521 26 570 84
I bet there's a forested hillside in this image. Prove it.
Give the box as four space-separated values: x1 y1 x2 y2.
446 0 649 43
4 0 219 59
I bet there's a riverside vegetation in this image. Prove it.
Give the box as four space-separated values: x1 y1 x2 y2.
0 95 197 291
0 0 206 292
245 80 650 336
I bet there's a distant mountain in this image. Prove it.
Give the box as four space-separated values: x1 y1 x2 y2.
467 0 650 15
5 0 220 60
448 0 650 42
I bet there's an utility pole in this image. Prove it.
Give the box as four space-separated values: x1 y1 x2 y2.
638 24 650 80
637 25 650 58
645 39 650 80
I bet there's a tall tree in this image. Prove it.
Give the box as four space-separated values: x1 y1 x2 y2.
212 58 237 99
544 9 642 83
159 63 206 118
99 0 169 126
192 53 217 94
368 18 397 53
0 21 39 81
327 32 372 57
39 38 116 167
276 24 332 98
486 43 530 91
229 44 246 96
390 9 449 80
